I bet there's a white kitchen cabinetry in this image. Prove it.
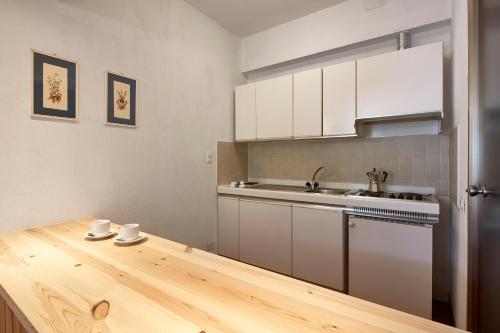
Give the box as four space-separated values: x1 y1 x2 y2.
235 83 256 141
348 217 432 319
217 196 240 260
357 42 443 120
292 205 345 291
256 75 293 140
293 68 322 138
323 61 357 136
239 199 292 275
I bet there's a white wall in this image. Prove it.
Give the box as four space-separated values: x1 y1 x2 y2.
0 0 244 249
450 0 469 329
241 0 452 72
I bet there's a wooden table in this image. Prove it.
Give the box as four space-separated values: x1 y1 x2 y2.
0 218 465 333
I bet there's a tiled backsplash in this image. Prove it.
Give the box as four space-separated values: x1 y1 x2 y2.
248 135 450 195
217 141 248 185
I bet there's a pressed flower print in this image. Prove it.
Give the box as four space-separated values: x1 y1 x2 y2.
113 80 131 119
42 63 68 110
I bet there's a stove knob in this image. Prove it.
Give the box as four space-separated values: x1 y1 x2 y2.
407 194 414 200
397 193 404 199
416 194 423 201
389 193 396 199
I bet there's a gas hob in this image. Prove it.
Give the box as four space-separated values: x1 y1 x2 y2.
348 190 437 203
346 190 439 223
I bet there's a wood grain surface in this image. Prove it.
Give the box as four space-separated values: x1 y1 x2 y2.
0 218 466 333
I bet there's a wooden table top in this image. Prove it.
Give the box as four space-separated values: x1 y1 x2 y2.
0 218 465 333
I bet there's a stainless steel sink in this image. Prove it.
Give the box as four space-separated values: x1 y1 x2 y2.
248 184 348 195
319 188 348 195
250 184 306 192
304 188 348 195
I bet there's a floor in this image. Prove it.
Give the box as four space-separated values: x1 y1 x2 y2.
433 300 455 326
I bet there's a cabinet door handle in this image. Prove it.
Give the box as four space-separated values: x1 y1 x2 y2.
348 222 355 228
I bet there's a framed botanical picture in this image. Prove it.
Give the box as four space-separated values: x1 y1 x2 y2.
105 72 137 127
31 50 78 121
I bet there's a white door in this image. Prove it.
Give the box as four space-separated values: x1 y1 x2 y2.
239 199 292 275
292 205 345 291
235 83 256 141
217 196 239 260
323 61 357 136
293 68 322 138
357 42 443 120
348 217 432 319
256 75 293 140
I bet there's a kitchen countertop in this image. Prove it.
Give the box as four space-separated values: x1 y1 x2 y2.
218 184 440 215
0 218 463 333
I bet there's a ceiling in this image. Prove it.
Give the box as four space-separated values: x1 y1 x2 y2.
185 0 348 37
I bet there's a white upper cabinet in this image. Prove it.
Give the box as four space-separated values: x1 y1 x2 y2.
323 61 357 136
293 68 322 138
235 83 256 141
256 75 293 139
234 42 443 142
357 42 443 120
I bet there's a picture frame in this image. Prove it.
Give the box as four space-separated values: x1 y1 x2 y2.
31 49 79 121
105 71 137 128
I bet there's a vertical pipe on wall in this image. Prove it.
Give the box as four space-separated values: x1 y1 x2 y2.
398 31 411 50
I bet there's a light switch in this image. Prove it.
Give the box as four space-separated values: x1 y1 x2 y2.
206 150 214 164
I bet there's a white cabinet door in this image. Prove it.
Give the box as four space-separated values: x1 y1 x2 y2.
323 61 357 136
239 199 292 275
348 217 432 319
235 83 256 141
256 75 293 139
293 68 322 138
292 205 345 291
217 196 239 260
357 42 443 120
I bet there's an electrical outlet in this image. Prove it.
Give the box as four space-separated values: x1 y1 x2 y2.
205 150 214 164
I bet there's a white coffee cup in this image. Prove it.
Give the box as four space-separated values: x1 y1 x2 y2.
91 219 111 235
119 224 140 241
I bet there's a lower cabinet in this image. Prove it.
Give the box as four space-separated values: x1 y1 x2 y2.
348 217 432 319
218 195 433 318
239 199 292 275
217 196 240 260
292 204 345 291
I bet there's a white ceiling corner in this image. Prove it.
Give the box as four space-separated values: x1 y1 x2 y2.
185 0 348 37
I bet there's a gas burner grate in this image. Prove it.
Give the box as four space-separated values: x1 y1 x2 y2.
353 190 433 202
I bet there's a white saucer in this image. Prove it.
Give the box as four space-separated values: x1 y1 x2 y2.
114 233 147 245
84 229 116 240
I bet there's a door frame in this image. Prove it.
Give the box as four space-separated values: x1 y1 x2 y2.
467 0 479 331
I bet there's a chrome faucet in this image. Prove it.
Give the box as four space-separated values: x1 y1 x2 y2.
305 167 326 192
